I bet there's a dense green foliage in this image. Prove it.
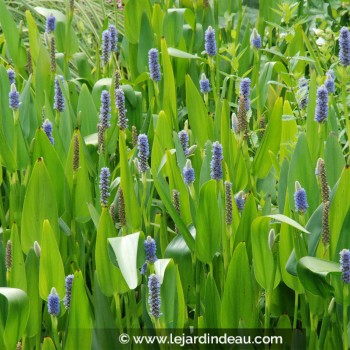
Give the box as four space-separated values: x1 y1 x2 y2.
1 0 350 349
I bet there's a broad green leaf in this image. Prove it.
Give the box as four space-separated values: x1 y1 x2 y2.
329 166 350 260
0 288 29 350
0 0 26 67
168 48 199 59
161 38 177 130
124 0 152 44
251 217 281 291
32 128 66 216
185 75 213 148
119 131 141 230
108 232 141 290
195 180 221 263
24 250 41 337
21 158 59 254
78 84 98 137
95 208 128 296
9 224 27 292
297 257 340 297
325 133 345 188
221 243 256 328
252 97 283 178
39 220 65 300
266 214 309 234
287 133 319 214
64 271 92 350
204 274 221 328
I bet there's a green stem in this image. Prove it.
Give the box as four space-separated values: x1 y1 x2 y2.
293 293 299 329
193 257 201 327
114 293 123 333
344 283 349 350
342 67 350 157
51 315 61 350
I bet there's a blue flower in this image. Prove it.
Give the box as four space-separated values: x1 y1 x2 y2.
234 191 245 212
250 28 262 49
101 30 111 67
48 287 60 316
7 68 15 85
294 181 308 213
115 88 128 131
138 134 149 173
148 48 161 82
54 76 65 112
240 78 251 111
205 26 216 56
339 27 350 67
340 249 350 283
108 24 118 52
63 274 74 310
210 141 223 180
148 274 161 318
314 85 328 123
42 119 54 145
183 159 195 185
325 70 335 94
178 130 189 156
46 14 56 34
200 73 211 93
99 167 110 205
9 83 20 110
99 90 111 130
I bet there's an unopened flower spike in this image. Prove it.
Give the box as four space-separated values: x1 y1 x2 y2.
34 241 41 258
46 14 56 34
54 76 65 112
48 287 60 316
240 78 251 111
298 78 309 110
225 181 232 225
42 119 54 145
234 191 245 212
9 83 20 110
5 240 12 270
200 73 211 93
7 68 15 85
172 189 181 233
250 28 262 49
183 159 195 185
325 69 335 94
294 181 308 213
118 187 126 227
231 113 238 133
109 24 118 52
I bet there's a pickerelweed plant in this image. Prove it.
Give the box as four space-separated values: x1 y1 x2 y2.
1 1 350 349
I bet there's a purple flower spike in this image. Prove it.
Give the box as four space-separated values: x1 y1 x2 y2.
148 48 161 82
46 14 56 34
340 249 350 283
148 274 161 318
205 26 216 56
339 27 350 67
314 85 328 123
294 181 308 213
48 287 60 316
99 167 110 205
210 141 223 181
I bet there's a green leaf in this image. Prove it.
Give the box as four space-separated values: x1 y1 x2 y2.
0 0 26 67
329 166 350 260
161 38 177 130
95 208 128 296
168 48 199 59
204 274 221 328
325 133 345 188
124 0 152 44
21 158 59 254
0 288 29 350
64 270 92 350
185 75 213 148
266 214 309 234
108 232 141 290
195 180 221 263
252 97 283 178
77 84 98 137
39 220 65 301
25 250 41 338
221 243 256 328
119 132 141 230
9 224 27 292
42 337 56 350
251 217 281 291
297 257 340 297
